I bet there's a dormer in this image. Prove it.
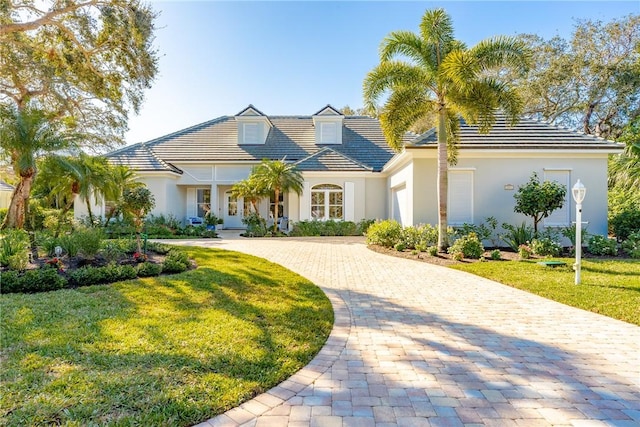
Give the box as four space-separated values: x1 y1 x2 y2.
312 105 344 145
235 105 272 145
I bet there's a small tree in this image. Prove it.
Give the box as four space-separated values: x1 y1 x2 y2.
122 187 155 254
513 172 566 235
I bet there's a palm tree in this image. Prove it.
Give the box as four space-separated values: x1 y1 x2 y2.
364 8 529 250
102 164 144 226
0 104 76 229
231 176 266 216
250 159 304 232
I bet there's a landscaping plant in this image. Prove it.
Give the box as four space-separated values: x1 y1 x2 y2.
513 172 566 235
447 232 484 259
587 235 618 256
622 232 640 258
531 238 562 257
365 219 402 248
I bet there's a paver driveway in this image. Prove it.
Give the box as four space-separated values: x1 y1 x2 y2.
179 234 640 427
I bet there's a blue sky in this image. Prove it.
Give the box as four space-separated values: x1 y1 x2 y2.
125 1 640 144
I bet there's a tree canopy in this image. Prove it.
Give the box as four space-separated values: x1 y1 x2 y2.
513 173 567 235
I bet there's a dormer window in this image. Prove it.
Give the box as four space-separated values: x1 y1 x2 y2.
235 105 271 145
313 105 344 145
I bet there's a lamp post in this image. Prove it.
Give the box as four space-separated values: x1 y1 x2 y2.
572 180 586 285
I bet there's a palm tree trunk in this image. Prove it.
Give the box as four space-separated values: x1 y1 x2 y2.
1 173 34 229
272 189 279 233
437 107 449 252
85 197 95 225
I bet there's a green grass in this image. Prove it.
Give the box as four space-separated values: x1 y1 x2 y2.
0 247 333 426
451 258 640 326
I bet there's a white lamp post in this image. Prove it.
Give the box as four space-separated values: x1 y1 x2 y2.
572 180 586 285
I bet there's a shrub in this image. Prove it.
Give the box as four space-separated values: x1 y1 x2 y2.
415 243 427 252
58 233 80 257
587 235 618 256
561 223 589 247
74 227 105 259
531 238 562 257
427 246 438 256
611 209 640 241
243 213 268 237
401 226 421 250
501 222 534 252
365 220 402 248
68 263 137 287
288 219 360 237
146 241 171 255
518 244 533 259
0 208 7 225
453 217 497 245
137 262 163 277
1 268 66 294
394 242 406 252
622 233 640 258
451 251 464 261
356 219 375 235
490 249 501 260
0 229 30 269
100 241 126 262
448 232 484 259
162 249 190 273
417 223 439 247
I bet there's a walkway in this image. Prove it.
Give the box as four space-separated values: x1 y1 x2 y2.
179 233 640 427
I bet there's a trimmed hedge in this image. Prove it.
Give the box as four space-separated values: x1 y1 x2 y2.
1 268 66 294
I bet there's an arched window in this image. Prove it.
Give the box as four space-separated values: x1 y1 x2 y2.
311 184 343 220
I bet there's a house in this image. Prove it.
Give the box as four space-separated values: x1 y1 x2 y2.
78 105 623 237
0 180 15 210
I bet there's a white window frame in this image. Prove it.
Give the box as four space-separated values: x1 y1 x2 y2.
320 122 338 144
242 123 260 144
311 184 343 220
196 188 211 218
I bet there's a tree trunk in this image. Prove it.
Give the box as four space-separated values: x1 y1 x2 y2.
1 173 34 229
85 197 95 225
437 107 449 252
272 189 279 233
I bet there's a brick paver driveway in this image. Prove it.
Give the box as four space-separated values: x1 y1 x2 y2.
178 233 639 427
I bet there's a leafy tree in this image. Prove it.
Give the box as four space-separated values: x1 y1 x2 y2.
516 15 640 139
122 186 155 253
0 0 159 148
513 173 567 235
231 177 265 216
250 159 303 233
0 104 76 229
363 8 529 250
101 165 144 226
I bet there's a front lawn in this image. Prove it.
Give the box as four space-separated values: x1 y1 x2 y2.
0 247 333 426
451 259 640 326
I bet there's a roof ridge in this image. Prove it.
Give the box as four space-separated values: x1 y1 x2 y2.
140 143 183 174
296 147 373 171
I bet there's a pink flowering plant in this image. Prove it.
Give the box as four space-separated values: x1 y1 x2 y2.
133 252 148 263
45 257 64 272
518 243 533 259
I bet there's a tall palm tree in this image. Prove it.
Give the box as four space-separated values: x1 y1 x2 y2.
0 104 76 229
251 159 304 232
364 8 529 250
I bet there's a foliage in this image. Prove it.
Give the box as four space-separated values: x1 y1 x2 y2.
490 249 502 260
561 223 590 248
518 244 533 259
0 0 159 148
242 212 268 237
0 268 66 294
161 249 190 273
122 186 155 253
68 263 138 288
363 8 529 250
447 232 484 259
74 227 105 259
500 222 535 251
136 261 163 277
610 208 640 241
0 105 76 229
394 242 406 252
365 219 403 248
231 177 266 215
288 220 365 237
531 238 562 257
452 259 640 326
515 16 640 139
0 208 6 225
453 217 499 246
58 234 80 257
586 235 618 256
427 246 438 257
622 233 640 258
0 229 30 269
0 246 332 425
513 173 566 234
356 219 375 235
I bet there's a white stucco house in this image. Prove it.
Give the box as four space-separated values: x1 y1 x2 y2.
0 180 15 210
76 104 623 237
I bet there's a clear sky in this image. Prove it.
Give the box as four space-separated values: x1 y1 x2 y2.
124 0 640 145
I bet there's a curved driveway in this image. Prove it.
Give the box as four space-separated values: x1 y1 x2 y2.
182 233 640 427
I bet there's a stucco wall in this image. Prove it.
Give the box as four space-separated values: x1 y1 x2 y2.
364 176 388 220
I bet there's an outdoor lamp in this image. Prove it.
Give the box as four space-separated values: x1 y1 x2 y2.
572 180 586 285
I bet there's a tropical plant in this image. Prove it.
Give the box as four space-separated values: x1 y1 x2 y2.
0 105 76 229
102 165 144 226
587 235 618 256
513 172 566 235
363 8 529 250
530 238 562 257
622 233 640 258
365 219 403 248
500 222 535 252
121 187 155 254
448 232 484 259
231 177 265 215
0 228 30 269
250 159 304 233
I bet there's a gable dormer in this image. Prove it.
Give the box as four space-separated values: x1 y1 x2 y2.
312 105 344 145
235 105 271 145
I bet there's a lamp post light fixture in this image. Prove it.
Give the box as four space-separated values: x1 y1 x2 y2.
572 179 587 285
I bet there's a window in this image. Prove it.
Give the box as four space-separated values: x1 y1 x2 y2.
197 189 211 218
269 192 284 219
320 122 338 144
311 184 343 220
242 123 260 144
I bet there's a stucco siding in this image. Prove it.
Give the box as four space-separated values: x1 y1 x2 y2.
411 158 438 225
364 177 388 220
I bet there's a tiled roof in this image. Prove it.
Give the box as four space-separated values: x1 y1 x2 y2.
295 147 373 172
108 115 397 173
0 180 14 192
410 116 622 150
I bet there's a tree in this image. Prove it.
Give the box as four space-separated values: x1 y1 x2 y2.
122 186 154 254
0 0 159 149
513 173 567 235
516 15 640 139
231 177 265 216
250 159 303 233
0 104 76 229
363 8 529 250
101 165 144 226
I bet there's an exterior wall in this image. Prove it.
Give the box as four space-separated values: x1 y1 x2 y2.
0 190 12 209
410 158 438 226
387 161 414 227
364 176 388 220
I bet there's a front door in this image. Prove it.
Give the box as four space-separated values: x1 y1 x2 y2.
224 191 244 228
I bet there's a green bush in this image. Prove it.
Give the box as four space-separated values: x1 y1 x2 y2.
242 213 268 237
365 220 402 248
0 208 7 225
289 219 360 237
490 249 501 260
58 233 80 257
415 243 427 252
68 263 137 287
356 219 375 235
401 226 421 249
100 240 126 262
611 209 640 240
74 227 105 259
394 242 406 252
146 241 171 255
162 249 190 273
453 217 498 245
448 232 484 259
622 233 640 258
427 246 438 256
136 262 163 277
531 238 562 257
561 223 589 248
500 222 534 251
0 229 30 269
587 235 618 256
1 268 66 294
